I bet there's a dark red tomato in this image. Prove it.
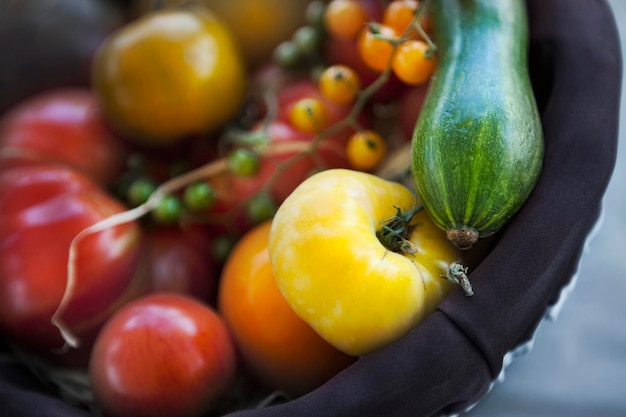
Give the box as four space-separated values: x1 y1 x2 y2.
272 78 353 125
144 225 218 303
89 293 237 417
398 82 430 141
0 89 127 185
0 162 144 366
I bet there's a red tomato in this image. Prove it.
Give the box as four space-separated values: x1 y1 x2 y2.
89 293 237 417
206 79 355 237
0 89 126 185
144 225 218 303
272 78 353 125
211 119 349 217
258 79 359 202
0 162 144 366
218 221 355 396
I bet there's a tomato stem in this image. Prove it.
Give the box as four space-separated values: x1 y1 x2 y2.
442 262 474 296
414 0 437 53
376 205 422 254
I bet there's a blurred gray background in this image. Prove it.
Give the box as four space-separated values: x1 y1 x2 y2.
465 1 626 416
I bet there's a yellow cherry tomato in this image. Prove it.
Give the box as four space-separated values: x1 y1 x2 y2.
391 39 437 85
288 97 329 134
346 130 387 171
383 0 432 38
133 0 311 67
318 64 362 105
269 169 459 356
92 7 246 145
357 24 399 72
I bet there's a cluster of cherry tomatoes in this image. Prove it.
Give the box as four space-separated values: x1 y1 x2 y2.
0 0 435 416
326 0 436 84
273 0 436 172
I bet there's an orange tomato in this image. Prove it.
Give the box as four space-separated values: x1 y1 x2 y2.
324 0 368 39
218 221 355 396
201 0 312 66
391 39 437 85
382 0 432 38
133 0 312 67
357 23 399 72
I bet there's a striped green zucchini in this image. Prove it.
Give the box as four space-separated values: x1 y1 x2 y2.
411 0 544 249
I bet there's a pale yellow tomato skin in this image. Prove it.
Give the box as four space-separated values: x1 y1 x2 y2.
269 169 458 356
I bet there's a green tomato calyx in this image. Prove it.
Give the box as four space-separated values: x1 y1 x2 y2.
376 205 422 255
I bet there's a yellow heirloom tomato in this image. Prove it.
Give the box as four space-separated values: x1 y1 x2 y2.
92 7 246 145
269 169 460 356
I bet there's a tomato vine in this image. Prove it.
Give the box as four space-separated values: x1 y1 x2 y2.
53 0 437 349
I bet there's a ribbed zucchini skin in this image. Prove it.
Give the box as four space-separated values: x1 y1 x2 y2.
411 0 543 249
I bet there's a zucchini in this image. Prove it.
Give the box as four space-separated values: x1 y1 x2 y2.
411 0 543 249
